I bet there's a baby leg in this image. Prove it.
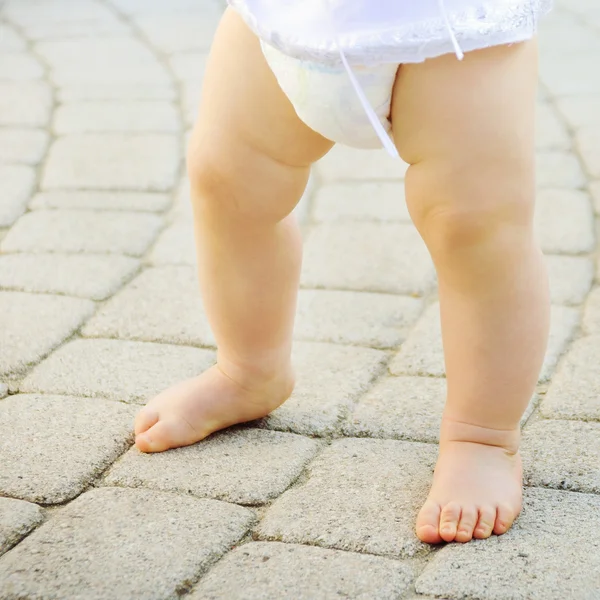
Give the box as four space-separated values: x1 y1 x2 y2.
135 9 333 452
391 41 549 542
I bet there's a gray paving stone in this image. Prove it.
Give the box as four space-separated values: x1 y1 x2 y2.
24 19 130 41
0 53 44 81
416 488 600 600
82 266 214 346
0 487 254 600
183 82 201 126
545 255 594 305
53 101 180 134
0 82 52 127
258 438 436 558
301 222 435 296
169 51 208 83
3 0 118 27
0 384 7 399
58 83 176 102
111 0 216 14
21 338 215 404
540 336 600 421
169 176 193 220
390 304 578 383
315 146 408 182
522 419 600 494
311 182 410 223
556 96 600 130
577 129 600 178
536 151 586 189
295 289 422 349
149 222 196 266
29 190 170 212
0 209 162 256
583 287 600 334
591 180 600 214
0 292 94 377
540 54 600 95
343 376 446 443
105 428 320 505
0 24 26 51
535 103 571 150
0 165 35 227
261 342 386 436
190 542 414 600
0 253 140 301
0 394 136 504
0 129 49 164
41 134 179 191
0 498 43 557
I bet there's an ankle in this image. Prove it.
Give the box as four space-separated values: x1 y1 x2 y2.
440 415 521 455
216 351 294 392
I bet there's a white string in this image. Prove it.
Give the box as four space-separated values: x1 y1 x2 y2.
439 0 465 60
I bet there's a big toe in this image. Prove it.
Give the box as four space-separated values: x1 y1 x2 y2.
135 419 191 453
134 407 159 436
416 501 442 544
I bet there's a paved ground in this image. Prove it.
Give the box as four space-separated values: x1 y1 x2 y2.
1 0 600 598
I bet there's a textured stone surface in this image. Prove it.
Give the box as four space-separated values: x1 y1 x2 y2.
535 189 595 254
0 209 162 256
302 222 435 296
591 180 600 214
312 182 410 222
0 292 94 377
522 419 600 493
316 146 408 182
105 428 320 505
343 376 446 443
261 342 386 436
536 151 586 189
578 129 600 178
583 287 600 333
0 394 136 503
0 165 35 227
0 253 139 300
23 19 130 41
0 129 48 164
21 339 215 404
416 488 600 600
258 438 436 557
0 25 26 52
540 336 600 420
58 83 175 102
540 54 600 95
149 222 196 266
53 101 180 133
0 488 254 600
169 51 208 83
535 102 571 150
41 134 179 191
295 289 422 349
4 0 118 27
0 53 43 80
30 190 170 212
0 82 52 126
190 542 415 600
557 95 600 130
0 498 43 557
546 254 594 305
0 384 7 399
82 266 214 345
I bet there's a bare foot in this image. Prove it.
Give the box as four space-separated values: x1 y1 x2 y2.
134 363 294 453
416 418 523 544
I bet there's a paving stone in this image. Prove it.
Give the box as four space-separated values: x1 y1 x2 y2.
416 488 600 600
0 53 44 81
0 384 7 399
343 376 446 443
0 292 94 377
105 428 320 505
0 129 49 164
0 394 136 504
0 210 163 256
535 189 595 254
301 222 435 296
29 190 170 212
540 336 600 421
169 51 208 83
0 498 43 557
53 101 180 134
111 0 218 14
58 83 176 102
25 19 129 40
316 146 408 182
260 342 386 436
0 487 254 600
522 419 600 494
295 289 422 349
577 128 600 178
556 95 600 130
82 266 214 346
311 182 410 223
169 176 193 220
258 438 436 558
591 180 600 214
41 134 179 191
545 255 594 305
183 81 202 126
0 254 140 301
536 151 586 189
21 338 215 404
390 304 578 383
535 103 571 150
149 222 196 266
0 82 52 126
583 287 600 334
0 25 26 51
3 0 118 27
190 542 414 600
540 53 600 95
0 165 35 227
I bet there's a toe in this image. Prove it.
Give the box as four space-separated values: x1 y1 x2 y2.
455 505 478 543
494 503 517 535
135 420 185 453
439 502 462 543
416 501 443 544
474 505 496 539
134 407 159 436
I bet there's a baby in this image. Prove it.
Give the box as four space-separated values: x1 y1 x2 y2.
133 0 552 545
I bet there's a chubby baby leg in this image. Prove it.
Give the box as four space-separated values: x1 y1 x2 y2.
391 41 549 542
134 8 333 452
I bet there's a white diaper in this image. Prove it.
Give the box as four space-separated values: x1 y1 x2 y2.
262 40 398 150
